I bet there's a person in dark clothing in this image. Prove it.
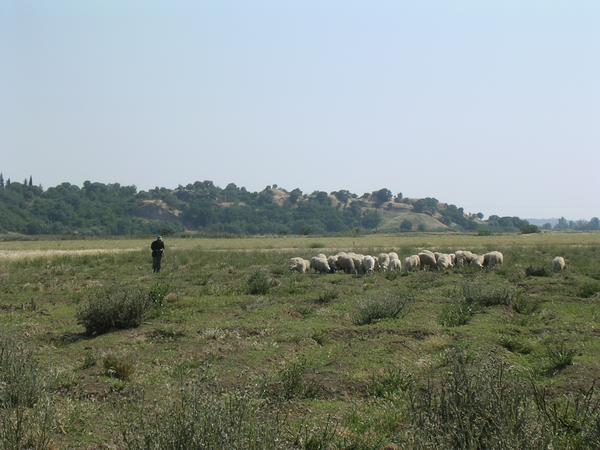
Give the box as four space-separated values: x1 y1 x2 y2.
151 236 165 273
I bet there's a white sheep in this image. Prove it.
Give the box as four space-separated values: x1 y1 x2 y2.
470 254 484 268
552 256 566 272
348 252 365 274
378 253 390 272
483 251 504 269
362 255 376 274
389 257 402 272
418 250 437 270
288 257 310 273
336 252 357 274
327 255 339 273
436 253 453 270
310 255 330 274
404 255 420 272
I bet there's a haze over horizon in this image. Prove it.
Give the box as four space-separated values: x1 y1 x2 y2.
2 1 599 219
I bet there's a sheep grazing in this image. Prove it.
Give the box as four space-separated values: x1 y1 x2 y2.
389 257 402 272
436 253 453 270
455 250 475 267
388 252 399 261
552 256 566 272
378 253 391 272
362 255 376 274
348 252 365 274
404 254 420 272
470 254 484 268
310 255 330 274
483 251 504 269
336 252 357 274
327 255 339 273
289 257 310 273
418 250 437 270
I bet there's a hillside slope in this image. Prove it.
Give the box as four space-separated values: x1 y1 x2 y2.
0 180 529 236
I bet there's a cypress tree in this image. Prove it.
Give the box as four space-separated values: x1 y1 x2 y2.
29 176 33 187
0 173 4 189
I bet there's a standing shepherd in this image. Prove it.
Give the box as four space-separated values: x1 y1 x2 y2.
151 235 165 273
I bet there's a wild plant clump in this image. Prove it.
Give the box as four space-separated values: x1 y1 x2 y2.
0 335 54 449
77 286 159 334
463 282 516 307
247 270 272 295
121 389 288 450
352 293 412 325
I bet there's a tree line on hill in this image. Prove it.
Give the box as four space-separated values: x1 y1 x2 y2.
0 175 596 236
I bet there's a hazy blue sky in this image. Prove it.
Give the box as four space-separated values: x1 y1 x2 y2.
1 1 599 218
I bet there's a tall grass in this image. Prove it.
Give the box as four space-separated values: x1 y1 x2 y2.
352 293 412 325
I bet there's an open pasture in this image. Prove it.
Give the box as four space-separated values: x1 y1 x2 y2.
1 233 600 448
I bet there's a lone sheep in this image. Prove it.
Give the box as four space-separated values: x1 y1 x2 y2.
404 255 420 272
552 256 566 272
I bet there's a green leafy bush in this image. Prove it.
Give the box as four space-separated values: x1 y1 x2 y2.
352 294 412 325
103 354 135 381
525 265 550 277
247 271 272 295
77 286 156 334
544 340 577 374
439 298 473 327
463 283 515 307
122 389 288 450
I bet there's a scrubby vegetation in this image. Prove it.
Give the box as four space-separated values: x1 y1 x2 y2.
0 177 576 236
0 233 599 448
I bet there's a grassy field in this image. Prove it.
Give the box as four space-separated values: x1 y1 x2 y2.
1 233 600 448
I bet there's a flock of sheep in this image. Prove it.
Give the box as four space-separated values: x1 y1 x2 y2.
288 250 567 275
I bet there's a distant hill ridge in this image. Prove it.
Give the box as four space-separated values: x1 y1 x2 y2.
0 178 540 236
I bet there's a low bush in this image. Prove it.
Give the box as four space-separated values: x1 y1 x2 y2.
247 271 272 295
77 286 156 335
367 365 414 398
499 335 533 354
439 298 473 327
352 293 412 325
147 281 170 306
315 290 338 304
511 295 539 314
122 389 289 450
578 281 600 298
525 265 550 277
404 353 548 449
544 340 577 374
463 283 516 307
103 354 135 381
0 335 54 450
268 358 320 400
0 335 44 408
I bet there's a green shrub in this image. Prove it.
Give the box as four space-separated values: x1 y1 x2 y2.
499 335 533 354
103 354 135 381
77 286 154 334
315 290 338 304
525 265 550 277
367 365 414 398
247 271 272 295
463 283 515 307
269 358 320 400
148 281 170 306
0 335 44 408
511 295 539 314
352 294 412 325
122 389 289 450
544 340 577 374
0 335 54 450
403 354 548 449
439 298 473 327
578 281 600 298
